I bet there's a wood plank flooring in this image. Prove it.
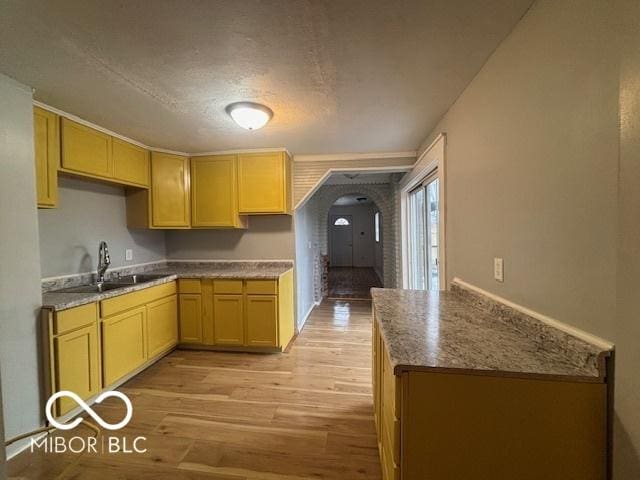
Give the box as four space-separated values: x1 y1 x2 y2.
327 267 382 299
8 300 381 480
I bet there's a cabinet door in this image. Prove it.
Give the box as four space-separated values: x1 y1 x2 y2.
245 295 278 347
179 294 203 343
237 152 288 214
191 155 243 227
146 295 178 358
102 306 147 386
112 137 150 187
61 118 112 178
53 324 100 416
150 152 190 227
33 107 59 208
214 294 244 345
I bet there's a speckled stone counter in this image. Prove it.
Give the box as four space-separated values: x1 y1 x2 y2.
42 261 293 312
371 285 612 381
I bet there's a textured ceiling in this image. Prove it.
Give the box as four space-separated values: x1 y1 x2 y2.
0 0 533 154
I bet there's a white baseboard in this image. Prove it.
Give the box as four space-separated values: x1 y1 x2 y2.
297 301 321 331
6 431 48 461
452 277 614 350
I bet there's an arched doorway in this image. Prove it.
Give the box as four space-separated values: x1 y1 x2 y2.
326 193 383 299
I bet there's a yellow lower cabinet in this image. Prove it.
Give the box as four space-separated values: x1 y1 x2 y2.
53 323 100 416
146 295 178 358
179 294 203 343
102 306 147 386
214 294 244 345
245 295 278 347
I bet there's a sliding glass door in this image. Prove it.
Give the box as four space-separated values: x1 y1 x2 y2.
407 173 440 290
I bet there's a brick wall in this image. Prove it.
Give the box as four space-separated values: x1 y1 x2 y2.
298 181 402 303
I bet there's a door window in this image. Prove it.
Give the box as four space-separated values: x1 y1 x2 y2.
408 174 440 290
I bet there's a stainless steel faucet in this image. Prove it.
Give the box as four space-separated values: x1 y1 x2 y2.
97 241 111 283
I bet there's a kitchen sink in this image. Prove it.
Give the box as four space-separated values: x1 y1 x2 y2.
113 273 170 284
56 282 133 293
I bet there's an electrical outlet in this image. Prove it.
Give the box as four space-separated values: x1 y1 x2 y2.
494 257 504 282
125 249 133 261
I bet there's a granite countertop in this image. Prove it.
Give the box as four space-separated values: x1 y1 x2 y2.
371 287 612 381
42 261 293 312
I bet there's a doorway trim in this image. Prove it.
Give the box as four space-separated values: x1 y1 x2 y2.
400 133 447 290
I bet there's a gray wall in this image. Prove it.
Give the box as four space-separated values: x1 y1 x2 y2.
0 74 44 456
615 0 640 475
419 0 618 336
416 0 635 476
165 215 295 260
328 204 375 267
38 177 166 278
294 196 319 329
0 366 5 479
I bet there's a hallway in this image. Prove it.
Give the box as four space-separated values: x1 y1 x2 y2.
328 267 382 300
8 301 380 480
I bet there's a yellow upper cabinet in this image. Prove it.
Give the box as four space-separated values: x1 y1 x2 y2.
61 118 113 179
237 151 291 214
33 107 59 208
150 152 190 228
191 155 247 228
112 137 150 187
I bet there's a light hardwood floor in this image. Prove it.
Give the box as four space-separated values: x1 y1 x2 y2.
8 300 381 479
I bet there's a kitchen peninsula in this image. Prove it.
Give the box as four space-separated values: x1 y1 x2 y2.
371 282 613 480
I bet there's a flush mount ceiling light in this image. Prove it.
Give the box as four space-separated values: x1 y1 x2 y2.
225 102 273 130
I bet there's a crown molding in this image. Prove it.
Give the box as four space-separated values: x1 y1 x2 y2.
293 151 417 163
190 147 291 157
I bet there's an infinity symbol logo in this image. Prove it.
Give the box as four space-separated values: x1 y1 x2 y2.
45 391 133 431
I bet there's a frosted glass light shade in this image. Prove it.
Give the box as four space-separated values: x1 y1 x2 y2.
225 102 273 130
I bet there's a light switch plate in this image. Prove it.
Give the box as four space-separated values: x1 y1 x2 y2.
125 249 133 261
494 257 504 282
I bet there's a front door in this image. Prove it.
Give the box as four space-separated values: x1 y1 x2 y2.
330 215 354 267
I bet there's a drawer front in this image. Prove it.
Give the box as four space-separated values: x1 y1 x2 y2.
245 279 278 295
214 279 243 294
54 303 98 335
178 279 202 294
100 282 176 318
